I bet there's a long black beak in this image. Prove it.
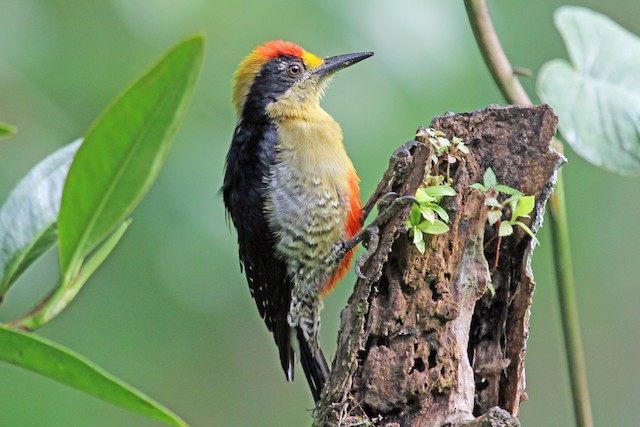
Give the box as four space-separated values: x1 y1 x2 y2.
312 51 373 78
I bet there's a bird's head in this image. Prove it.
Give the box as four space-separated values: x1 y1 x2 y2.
233 40 373 120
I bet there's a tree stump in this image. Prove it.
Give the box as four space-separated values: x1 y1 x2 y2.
313 105 563 427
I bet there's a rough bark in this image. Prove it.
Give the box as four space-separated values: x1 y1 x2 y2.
313 105 563 427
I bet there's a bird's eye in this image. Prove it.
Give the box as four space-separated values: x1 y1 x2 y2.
287 62 303 77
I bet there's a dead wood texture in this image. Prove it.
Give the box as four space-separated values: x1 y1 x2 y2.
313 105 563 427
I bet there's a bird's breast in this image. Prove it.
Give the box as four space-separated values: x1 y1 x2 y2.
264 114 356 263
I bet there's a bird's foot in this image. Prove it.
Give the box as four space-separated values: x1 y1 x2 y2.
361 140 420 223
335 194 417 278
334 140 419 278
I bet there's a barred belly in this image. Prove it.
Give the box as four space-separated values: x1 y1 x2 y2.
265 161 349 351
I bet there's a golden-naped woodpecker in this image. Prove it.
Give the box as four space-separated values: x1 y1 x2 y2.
222 41 372 400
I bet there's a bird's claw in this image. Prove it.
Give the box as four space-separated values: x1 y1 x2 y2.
404 139 421 149
375 191 398 210
354 225 379 280
362 140 419 222
392 145 411 159
398 195 418 205
352 141 421 278
392 140 421 158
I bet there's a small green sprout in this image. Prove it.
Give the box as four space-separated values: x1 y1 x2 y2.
423 128 470 181
425 128 451 162
451 136 470 155
486 282 496 297
407 184 456 253
472 167 538 269
471 167 523 198
471 167 537 243
406 128 469 253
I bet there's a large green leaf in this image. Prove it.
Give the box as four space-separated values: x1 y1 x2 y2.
57 34 204 280
0 140 81 297
537 6 640 176
0 327 187 426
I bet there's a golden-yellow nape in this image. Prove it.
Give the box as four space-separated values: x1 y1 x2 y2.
232 41 323 116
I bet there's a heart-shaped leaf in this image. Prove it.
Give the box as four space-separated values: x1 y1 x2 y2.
537 6 640 176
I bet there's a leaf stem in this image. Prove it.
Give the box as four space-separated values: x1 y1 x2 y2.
463 1 593 426
464 0 530 105
7 276 82 331
7 220 131 331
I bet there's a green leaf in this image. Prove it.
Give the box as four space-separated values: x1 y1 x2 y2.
487 210 503 226
494 184 523 197
415 238 426 254
417 219 450 235
437 136 451 147
424 185 456 198
0 122 17 139
537 6 640 176
415 188 430 203
453 137 470 154
486 282 496 297
0 140 82 297
513 195 535 219
427 203 450 222
57 34 205 281
514 221 540 245
503 194 523 207
14 220 132 331
471 183 487 192
420 206 436 223
483 167 497 188
0 327 187 426
412 228 423 245
409 203 422 226
499 221 514 237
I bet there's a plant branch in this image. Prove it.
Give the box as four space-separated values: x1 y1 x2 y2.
547 177 593 427
463 1 593 426
464 0 531 105
6 220 131 332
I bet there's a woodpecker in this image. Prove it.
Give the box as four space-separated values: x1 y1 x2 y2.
222 41 372 401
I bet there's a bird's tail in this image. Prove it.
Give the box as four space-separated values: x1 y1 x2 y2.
297 328 329 402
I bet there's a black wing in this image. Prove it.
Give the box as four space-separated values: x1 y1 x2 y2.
222 119 295 378
222 118 328 400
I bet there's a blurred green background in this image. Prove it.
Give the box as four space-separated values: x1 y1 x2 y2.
1 1 638 426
